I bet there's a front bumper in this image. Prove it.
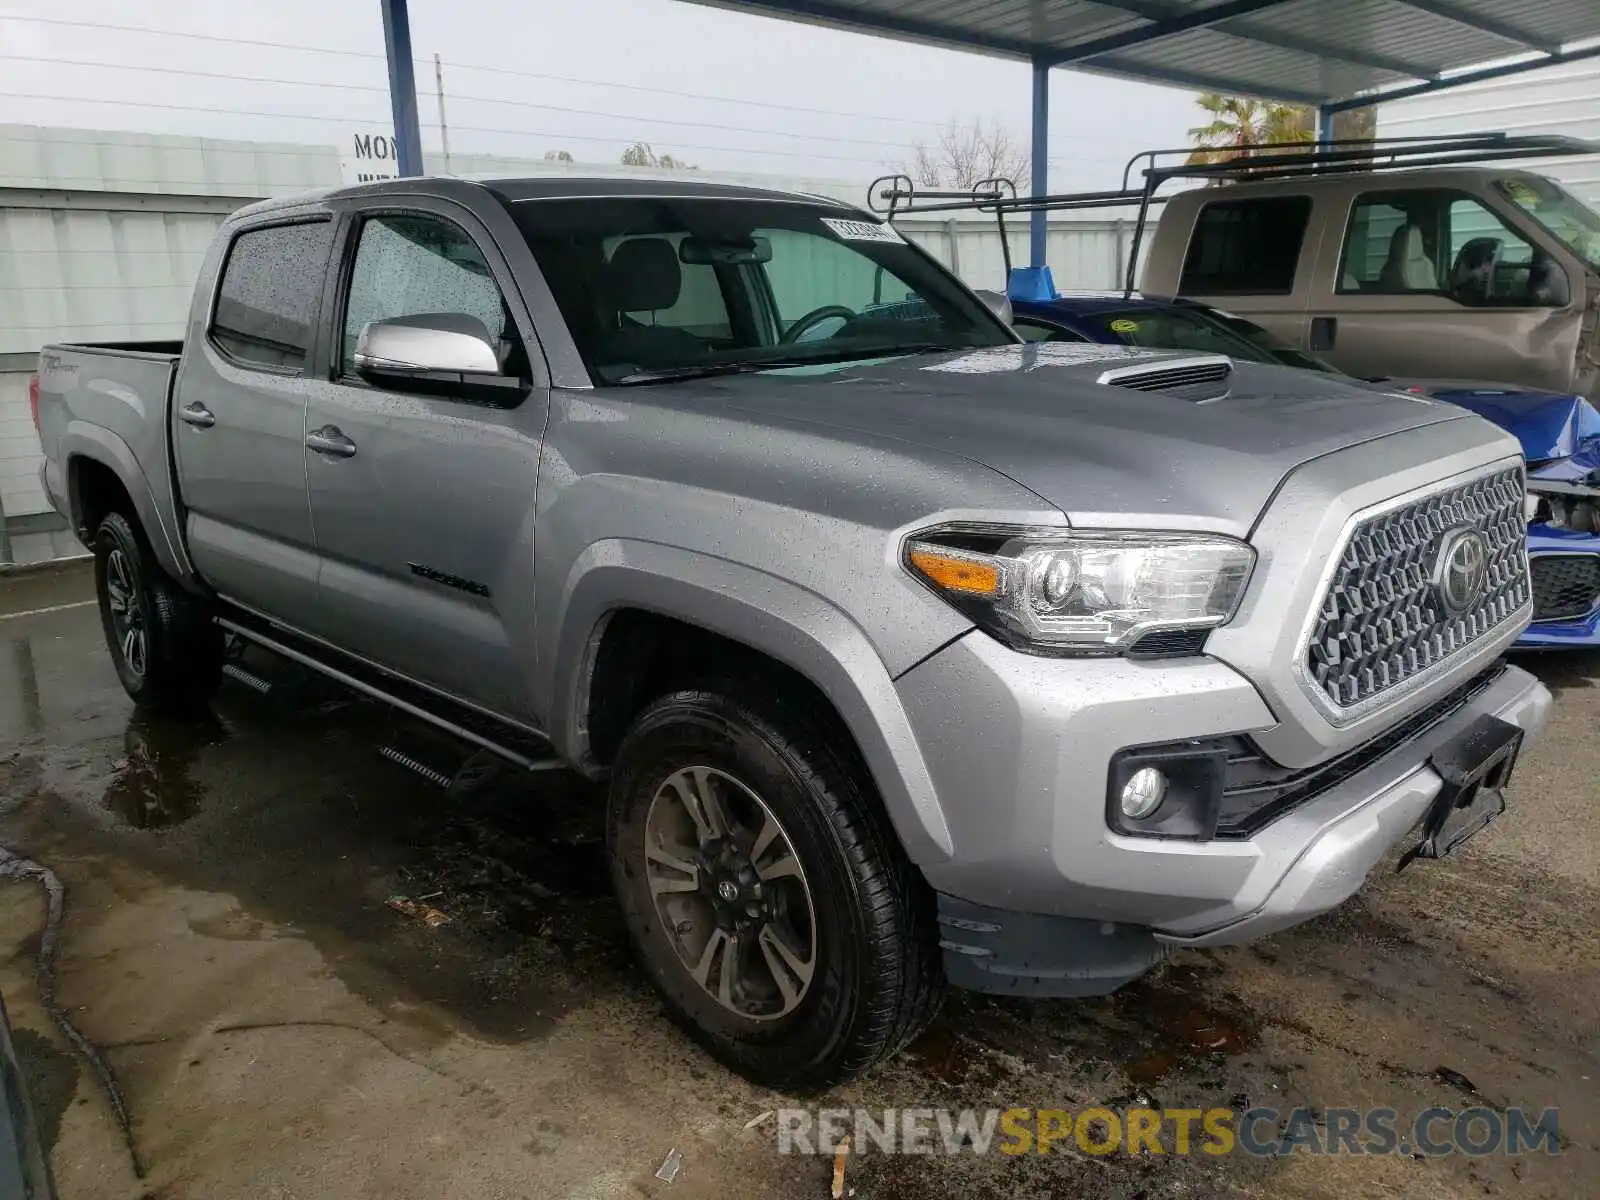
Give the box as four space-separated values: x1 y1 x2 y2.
896 633 1551 996
1522 527 1600 647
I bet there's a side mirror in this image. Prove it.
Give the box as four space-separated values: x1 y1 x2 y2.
972 288 1013 327
354 313 525 403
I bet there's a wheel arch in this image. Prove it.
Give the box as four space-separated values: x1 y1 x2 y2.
63 425 190 582
544 540 955 865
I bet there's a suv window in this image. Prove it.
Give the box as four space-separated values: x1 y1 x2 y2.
210 221 334 371
341 213 522 376
1179 197 1311 295
1338 189 1549 305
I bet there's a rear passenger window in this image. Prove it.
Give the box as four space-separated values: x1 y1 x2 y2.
1179 197 1311 295
210 221 334 372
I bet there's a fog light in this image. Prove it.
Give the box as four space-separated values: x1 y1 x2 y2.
1120 767 1167 819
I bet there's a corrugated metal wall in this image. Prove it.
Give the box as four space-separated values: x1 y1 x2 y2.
0 124 1142 566
1379 58 1600 204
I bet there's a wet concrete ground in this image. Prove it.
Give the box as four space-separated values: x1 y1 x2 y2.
0 562 1596 1199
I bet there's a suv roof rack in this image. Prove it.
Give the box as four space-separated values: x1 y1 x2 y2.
869 132 1600 298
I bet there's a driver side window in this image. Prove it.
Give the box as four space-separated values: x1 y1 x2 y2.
1338 189 1552 306
342 213 519 376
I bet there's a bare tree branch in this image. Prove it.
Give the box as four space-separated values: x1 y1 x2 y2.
906 117 1028 191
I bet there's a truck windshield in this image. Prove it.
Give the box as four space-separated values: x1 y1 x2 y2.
512 197 1012 384
1493 176 1600 272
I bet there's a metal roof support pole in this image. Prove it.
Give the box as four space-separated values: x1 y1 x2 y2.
1029 56 1049 270
1317 106 1334 149
380 0 425 177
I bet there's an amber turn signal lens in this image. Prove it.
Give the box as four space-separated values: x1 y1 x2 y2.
908 547 1000 595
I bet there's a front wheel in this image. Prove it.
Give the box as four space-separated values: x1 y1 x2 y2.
607 682 943 1091
93 511 222 712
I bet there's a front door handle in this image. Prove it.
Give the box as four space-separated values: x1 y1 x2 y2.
306 426 357 458
1309 316 1337 351
178 402 216 428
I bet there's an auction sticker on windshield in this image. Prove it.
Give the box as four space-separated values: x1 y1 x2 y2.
821 217 904 244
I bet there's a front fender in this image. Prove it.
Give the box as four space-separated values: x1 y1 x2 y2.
542 538 956 865
62 422 192 583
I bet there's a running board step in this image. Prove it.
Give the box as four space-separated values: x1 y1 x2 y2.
215 609 565 775
377 745 455 789
221 661 274 694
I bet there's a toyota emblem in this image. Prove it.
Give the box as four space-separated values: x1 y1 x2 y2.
1434 527 1489 615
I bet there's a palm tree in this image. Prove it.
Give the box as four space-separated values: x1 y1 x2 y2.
1187 93 1313 177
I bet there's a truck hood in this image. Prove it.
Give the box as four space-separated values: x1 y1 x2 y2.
656 345 1474 536
1391 380 1600 462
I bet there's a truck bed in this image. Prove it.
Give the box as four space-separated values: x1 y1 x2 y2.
36 340 190 581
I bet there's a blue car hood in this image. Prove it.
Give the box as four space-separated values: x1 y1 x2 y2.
1401 382 1600 461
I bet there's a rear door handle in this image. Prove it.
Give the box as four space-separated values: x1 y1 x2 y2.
1309 316 1337 351
178 402 216 428
306 426 357 458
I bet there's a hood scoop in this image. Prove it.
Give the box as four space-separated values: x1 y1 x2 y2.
1097 355 1232 403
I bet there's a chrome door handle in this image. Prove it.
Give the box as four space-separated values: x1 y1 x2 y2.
305 426 357 458
178 402 216 428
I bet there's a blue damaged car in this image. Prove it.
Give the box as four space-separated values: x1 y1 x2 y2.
1007 292 1600 649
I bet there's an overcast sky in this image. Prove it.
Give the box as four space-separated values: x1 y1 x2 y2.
0 0 1204 189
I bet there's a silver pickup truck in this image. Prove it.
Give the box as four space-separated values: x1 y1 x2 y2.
34 176 1551 1090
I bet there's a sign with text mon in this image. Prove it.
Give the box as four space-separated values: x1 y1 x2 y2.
340 131 401 184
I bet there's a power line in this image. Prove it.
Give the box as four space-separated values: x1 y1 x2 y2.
0 51 1133 163
0 54 388 94
0 14 946 129
0 54 918 151
0 16 1146 163
437 59 952 131
0 14 386 61
0 91 902 166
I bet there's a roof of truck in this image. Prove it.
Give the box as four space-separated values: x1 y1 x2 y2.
481 175 859 207
1157 164 1559 207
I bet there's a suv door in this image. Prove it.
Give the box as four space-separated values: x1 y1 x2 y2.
1309 186 1580 389
300 203 546 719
176 217 334 617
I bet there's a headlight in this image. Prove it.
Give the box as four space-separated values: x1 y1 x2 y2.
905 526 1255 655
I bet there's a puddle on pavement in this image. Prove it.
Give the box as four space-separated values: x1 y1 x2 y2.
101 712 227 829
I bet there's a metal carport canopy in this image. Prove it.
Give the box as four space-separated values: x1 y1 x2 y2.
671 0 1600 274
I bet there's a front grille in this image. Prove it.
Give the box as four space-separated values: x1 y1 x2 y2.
1530 554 1600 622
1305 466 1529 711
1217 662 1507 836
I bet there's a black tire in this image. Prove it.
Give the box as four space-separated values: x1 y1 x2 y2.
93 511 223 712
607 681 944 1091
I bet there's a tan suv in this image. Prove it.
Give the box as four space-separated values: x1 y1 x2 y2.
1142 167 1600 397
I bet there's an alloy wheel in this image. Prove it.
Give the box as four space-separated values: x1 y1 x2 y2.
104 548 148 679
643 765 817 1021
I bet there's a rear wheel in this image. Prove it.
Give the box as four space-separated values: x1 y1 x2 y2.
93 511 222 712
607 682 943 1091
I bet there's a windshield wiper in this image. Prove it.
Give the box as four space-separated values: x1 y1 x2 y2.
612 362 784 385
